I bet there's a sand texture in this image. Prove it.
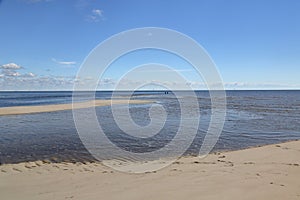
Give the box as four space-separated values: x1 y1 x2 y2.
0 140 299 200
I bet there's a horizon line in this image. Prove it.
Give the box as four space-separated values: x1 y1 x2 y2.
1 89 300 92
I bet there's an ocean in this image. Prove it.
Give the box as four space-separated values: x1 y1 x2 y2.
0 90 299 164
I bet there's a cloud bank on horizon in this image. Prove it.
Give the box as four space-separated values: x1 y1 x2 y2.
1 61 299 91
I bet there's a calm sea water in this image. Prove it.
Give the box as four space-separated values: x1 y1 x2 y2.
0 90 299 164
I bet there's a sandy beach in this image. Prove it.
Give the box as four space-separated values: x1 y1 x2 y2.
0 99 151 116
0 140 299 200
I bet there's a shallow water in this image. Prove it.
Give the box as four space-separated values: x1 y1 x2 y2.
0 90 299 164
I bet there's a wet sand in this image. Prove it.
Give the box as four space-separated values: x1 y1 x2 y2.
0 99 152 116
0 140 299 200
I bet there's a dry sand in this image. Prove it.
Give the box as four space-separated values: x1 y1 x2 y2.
0 99 152 116
0 140 299 200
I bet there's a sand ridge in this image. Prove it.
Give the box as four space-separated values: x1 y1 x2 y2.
0 99 152 116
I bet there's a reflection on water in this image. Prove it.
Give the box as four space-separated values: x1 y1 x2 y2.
0 90 299 164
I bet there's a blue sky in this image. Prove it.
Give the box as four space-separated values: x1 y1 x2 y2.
0 0 299 90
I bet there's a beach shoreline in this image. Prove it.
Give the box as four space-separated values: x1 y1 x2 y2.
1 140 299 200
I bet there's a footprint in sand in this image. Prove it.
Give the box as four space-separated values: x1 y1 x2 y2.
270 182 285 187
145 171 157 174
24 165 32 169
42 160 51 164
287 163 299 167
193 161 216 164
52 165 60 169
226 161 234 167
244 162 255 165
171 168 182 172
83 167 94 172
12 168 22 172
174 161 184 164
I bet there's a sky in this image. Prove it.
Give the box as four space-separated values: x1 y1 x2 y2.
0 0 299 90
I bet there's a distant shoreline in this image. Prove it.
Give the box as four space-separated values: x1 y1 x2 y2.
0 89 300 92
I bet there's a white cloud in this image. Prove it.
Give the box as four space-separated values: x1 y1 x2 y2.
21 72 36 77
0 62 36 81
52 58 76 66
1 68 21 76
10 72 21 77
0 75 76 90
0 62 26 78
87 9 104 22
1 69 21 77
28 72 35 77
92 9 102 16
1 63 22 69
58 61 76 65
